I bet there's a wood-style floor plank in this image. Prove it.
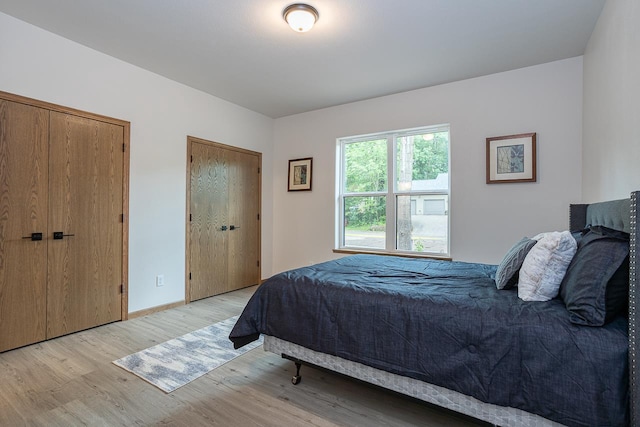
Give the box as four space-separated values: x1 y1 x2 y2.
0 286 485 426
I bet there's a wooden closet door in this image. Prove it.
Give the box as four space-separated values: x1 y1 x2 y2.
47 112 123 339
190 142 229 301
227 150 260 293
0 100 49 352
188 138 261 301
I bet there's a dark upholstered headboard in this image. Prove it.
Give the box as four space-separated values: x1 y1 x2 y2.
569 192 639 426
569 197 631 233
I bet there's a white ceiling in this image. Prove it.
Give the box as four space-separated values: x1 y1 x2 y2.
0 0 605 118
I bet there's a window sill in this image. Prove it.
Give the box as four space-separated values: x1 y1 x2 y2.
333 248 452 261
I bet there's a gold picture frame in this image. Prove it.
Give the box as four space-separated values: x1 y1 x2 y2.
486 133 536 184
288 157 312 191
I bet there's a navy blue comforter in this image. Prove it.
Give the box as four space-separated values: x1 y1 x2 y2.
229 255 628 426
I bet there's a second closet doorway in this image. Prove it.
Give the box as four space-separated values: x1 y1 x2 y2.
186 136 261 302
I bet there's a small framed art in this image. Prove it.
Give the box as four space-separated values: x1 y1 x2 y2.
288 157 313 191
486 133 536 184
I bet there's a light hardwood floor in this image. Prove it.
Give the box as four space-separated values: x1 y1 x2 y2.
0 286 486 426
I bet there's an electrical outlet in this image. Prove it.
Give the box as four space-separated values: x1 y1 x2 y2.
156 274 165 287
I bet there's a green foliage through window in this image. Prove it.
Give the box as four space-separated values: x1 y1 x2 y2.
339 126 450 254
406 132 449 181
344 196 386 228
344 139 387 192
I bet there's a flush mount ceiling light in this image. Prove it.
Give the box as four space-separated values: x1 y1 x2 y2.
283 3 319 33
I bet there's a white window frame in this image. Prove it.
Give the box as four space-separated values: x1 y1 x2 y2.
336 124 450 256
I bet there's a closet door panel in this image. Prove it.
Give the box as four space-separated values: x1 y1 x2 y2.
47 113 123 338
190 142 229 301
0 100 49 352
227 150 260 293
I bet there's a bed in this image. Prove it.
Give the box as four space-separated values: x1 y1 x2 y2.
230 192 638 427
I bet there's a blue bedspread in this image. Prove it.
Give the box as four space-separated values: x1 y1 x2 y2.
229 255 629 426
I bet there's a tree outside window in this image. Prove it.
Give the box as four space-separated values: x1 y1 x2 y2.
338 126 449 255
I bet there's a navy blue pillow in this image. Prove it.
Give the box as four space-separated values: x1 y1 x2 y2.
559 225 629 326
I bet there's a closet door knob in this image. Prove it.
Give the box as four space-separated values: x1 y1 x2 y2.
22 232 43 241
230 225 240 230
53 231 75 240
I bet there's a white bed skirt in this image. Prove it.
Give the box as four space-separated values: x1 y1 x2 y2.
263 335 562 427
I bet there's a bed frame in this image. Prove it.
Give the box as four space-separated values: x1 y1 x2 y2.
264 191 639 427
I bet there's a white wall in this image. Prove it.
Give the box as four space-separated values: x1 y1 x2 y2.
0 12 274 313
583 0 640 202
0 9 590 301
273 58 584 270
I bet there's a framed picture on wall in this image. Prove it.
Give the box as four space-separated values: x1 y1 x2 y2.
486 133 536 184
288 157 313 191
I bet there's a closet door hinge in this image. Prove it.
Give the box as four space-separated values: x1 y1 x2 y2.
190 155 193 163
257 167 260 174
189 272 192 280
121 213 125 222
120 284 124 294
189 213 192 222
257 260 260 267
257 213 260 221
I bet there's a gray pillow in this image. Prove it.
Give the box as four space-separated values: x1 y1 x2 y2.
495 237 537 290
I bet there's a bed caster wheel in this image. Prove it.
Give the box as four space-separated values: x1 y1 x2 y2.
291 361 302 384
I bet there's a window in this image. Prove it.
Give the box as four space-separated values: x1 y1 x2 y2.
337 125 450 256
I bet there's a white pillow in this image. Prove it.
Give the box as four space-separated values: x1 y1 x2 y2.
518 231 577 301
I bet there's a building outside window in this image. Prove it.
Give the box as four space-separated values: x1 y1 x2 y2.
337 125 450 256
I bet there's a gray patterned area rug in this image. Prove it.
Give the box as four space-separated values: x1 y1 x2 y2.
113 315 262 393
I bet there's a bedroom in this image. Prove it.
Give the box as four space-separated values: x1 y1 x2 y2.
0 0 638 425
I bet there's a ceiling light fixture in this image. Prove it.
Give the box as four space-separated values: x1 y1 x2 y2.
283 3 319 33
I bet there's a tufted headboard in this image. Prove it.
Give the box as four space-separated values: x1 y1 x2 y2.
569 192 639 426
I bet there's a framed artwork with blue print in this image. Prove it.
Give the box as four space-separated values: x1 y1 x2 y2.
288 157 313 191
486 133 536 184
